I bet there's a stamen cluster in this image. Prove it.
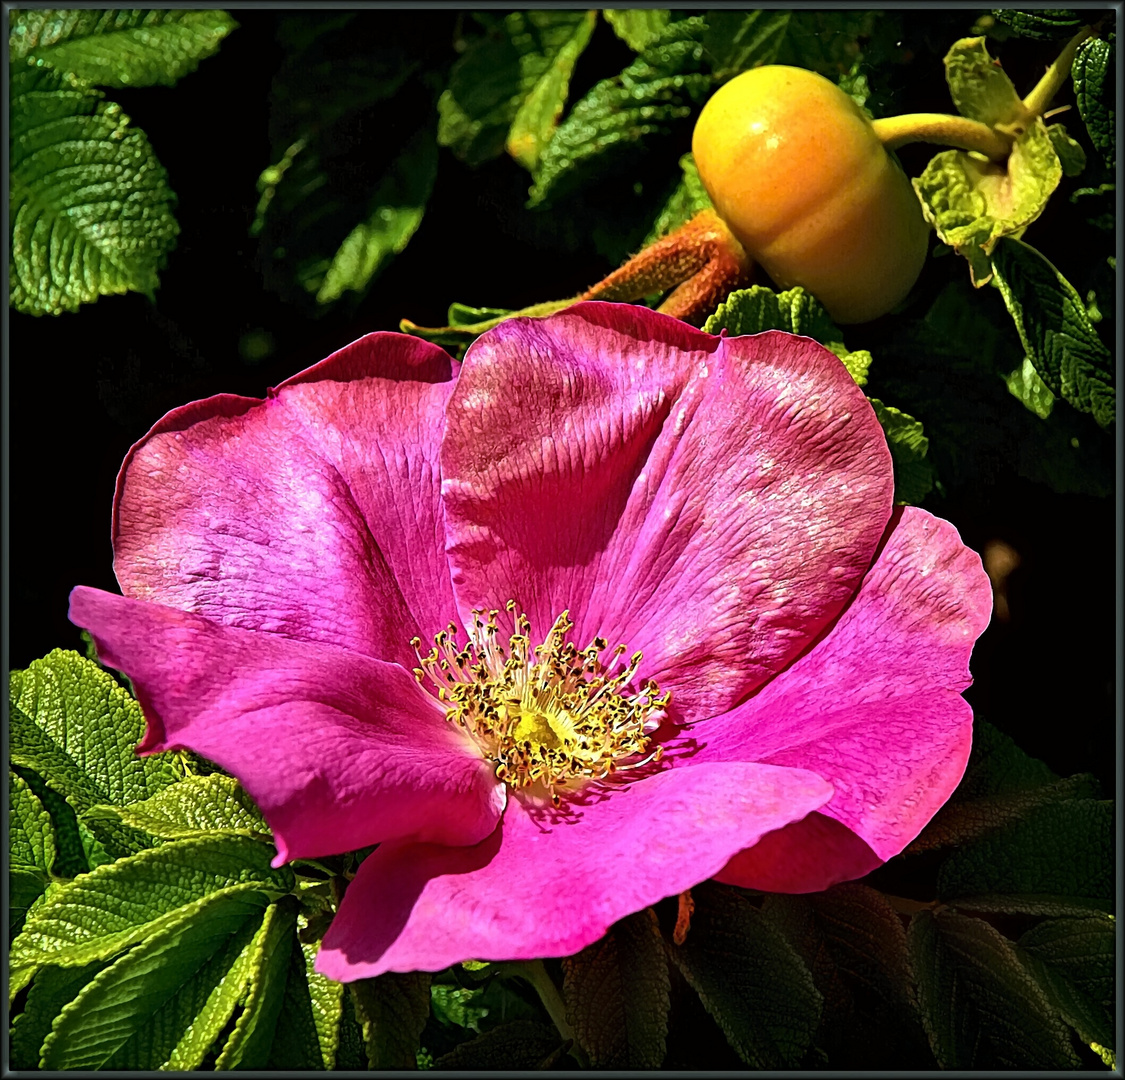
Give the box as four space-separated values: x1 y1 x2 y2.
412 601 669 805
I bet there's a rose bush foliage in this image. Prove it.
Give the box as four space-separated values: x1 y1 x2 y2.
70 302 992 980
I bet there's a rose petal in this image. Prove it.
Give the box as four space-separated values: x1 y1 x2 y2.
69 586 505 863
442 302 892 719
714 811 883 892
113 333 458 670
683 506 992 863
315 760 833 979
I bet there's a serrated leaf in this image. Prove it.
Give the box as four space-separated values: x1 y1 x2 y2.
40 889 267 1070
990 237 1115 427
213 898 298 1068
701 10 791 81
992 9 1086 40
1016 917 1115 1051
763 885 932 1068
265 927 328 1069
430 983 491 1033
868 399 935 505
937 799 1113 915
9 66 179 314
9 834 293 985
85 773 269 840
314 126 437 305
507 11 598 170
1073 34 1115 168
529 18 713 206
1045 122 1086 176
9 9 237 88
909 909 1080 1068
562 907 669 1068
8 960 107 1069
773 10 886 79
643 152 713 244
439 11 598 168
335 981 368 1070
350 970 433 1070
9 769 56 875
433 1020 565 1069
604 9 671 52
11 764 89 879
668 882 822 1068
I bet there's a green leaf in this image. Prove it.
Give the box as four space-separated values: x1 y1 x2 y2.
11 764 90 879
213 898 298 1068
9 66 179 314
1005 354 1057 418
668 882 822 1068
604 9 671 52
1073 34 1115 168
430 983 491 1034
1045 122 1086 176
762 885 932 1068
433 1020 566 1069
643 152 713 244
1017 917 1116 1051
944 36 1026 129
9 834 293 986
990 237 1115 427
529 18 712 206
350 971 433 1070
868 399 935 505
8 960 107 1069
991 9 1086 40
267 931 344 1069
85 773 270 840
562 907 670 1068
9 9 237 88
773 11 888 80
909 909 1080 1068
9 770 56 932
937 799 1113 915
313 126 438 305
701 10 791 82
439 11 598 169
39 889 268 1070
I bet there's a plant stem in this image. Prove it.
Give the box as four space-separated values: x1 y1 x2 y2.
1022 25 1094 118
506 959 590 1068
872 112 1013 161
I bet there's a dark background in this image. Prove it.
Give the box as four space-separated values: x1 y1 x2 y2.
7 10 1117 795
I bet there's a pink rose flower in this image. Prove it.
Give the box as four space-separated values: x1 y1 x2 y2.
69 302 992 981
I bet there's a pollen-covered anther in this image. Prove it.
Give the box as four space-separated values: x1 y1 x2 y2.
413 604 669 804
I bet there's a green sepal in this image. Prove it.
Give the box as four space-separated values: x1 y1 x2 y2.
9 67 179 314
989 237 1115 428
561 907 670 1068
937 798 1113 915
943 36 1026 129
908 908 1080 1068
1072 34 1115 168
8 9 237 88
350 970 433 1069
668 882 822 1068
38 889 271 1070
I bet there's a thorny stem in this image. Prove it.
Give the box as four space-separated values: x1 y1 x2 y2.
1022 25 1095 119
504 959 590 1068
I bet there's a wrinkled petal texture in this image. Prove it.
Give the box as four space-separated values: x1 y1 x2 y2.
112 333 458 671
686 507 992 869
69 587 505 863
316 761 834 978
442 302 894 719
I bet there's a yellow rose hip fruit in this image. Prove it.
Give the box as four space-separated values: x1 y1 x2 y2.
692 65 931 323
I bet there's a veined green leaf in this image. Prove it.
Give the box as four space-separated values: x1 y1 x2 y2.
909 909 1080 1068
668 882 822 1068
9 770 56 933
644 152 713 244
991 9 1086 40
990 237 1115 428
9 67 179 314
8 960 107 1069
9 9 237 88
1016 917 1115 1052
1005 354 1057 418
562 907 670 1068
39 889 268 1070
9 834 293 985
604 9 671 52
1073 34 1115 168
266 928 338 1069
529 18 712 206
350 971 433 1070
433 1020 565 1069
702 10 791 82
11 764 90 879
869 399 935 505
439 11 598 168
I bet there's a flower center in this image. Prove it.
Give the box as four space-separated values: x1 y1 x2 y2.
411 601 669 806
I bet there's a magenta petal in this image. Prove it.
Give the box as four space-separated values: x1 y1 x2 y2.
69 587 505 863
442 302 893 718
314 761 833 979
112 333 459 670
686 506 992 864
714 812 883 892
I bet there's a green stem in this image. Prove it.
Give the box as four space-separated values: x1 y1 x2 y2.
504 959 589 1068
1022 25 1094 118
872 112 1013 161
